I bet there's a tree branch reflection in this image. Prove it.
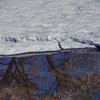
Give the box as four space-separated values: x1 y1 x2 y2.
0 52 99 100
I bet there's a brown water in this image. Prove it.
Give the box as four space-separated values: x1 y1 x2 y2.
0 50 100 100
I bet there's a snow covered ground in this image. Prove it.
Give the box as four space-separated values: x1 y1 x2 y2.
0 0 100 55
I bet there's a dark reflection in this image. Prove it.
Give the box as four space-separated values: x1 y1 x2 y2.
0 52 100 100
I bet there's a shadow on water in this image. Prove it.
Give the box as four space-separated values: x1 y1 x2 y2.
0 48 100 100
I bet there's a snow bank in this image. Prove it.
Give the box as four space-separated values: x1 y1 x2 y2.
0 0 100 55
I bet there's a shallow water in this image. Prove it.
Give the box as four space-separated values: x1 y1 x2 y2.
0 50 100 100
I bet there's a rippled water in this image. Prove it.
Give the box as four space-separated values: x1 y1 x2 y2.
0 49 100 100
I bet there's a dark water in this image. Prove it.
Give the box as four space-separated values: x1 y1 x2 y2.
0 49 100 100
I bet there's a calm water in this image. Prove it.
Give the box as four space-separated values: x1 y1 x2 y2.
0 49 100 100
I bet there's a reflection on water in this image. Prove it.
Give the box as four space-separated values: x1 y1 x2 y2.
0 51 100 100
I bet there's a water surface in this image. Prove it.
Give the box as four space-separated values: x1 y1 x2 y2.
0 49 100 100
